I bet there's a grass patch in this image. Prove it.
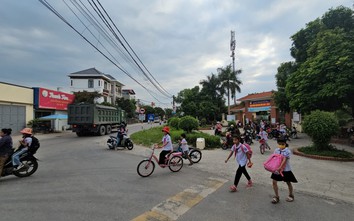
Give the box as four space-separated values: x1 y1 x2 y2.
130 126 220 149
298 146 354 158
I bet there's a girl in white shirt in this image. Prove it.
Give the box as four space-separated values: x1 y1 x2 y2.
179 133 193 165
225 136 253 192
157 126 173 166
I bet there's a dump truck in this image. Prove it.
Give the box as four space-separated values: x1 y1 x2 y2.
68 103 126 136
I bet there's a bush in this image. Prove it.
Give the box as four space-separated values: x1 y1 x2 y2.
179 115 199 133
168 117 180 129
200 118 207 127
302 110 339 150
182 132 220 149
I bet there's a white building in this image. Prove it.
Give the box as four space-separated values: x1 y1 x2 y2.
122 89 136 100
68 68 124 104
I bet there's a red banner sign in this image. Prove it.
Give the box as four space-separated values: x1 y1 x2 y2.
38 88 75 110
250 100 271 108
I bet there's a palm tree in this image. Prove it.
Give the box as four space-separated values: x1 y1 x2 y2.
199 73 223 100
217 65 242 114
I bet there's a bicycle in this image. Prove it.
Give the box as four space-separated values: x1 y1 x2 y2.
175 145 202 164
137 145 184 177
259 138 270 154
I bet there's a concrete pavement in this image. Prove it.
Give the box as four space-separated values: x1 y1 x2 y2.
12 129 354 204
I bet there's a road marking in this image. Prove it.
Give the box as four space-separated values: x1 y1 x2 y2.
131 177 227 221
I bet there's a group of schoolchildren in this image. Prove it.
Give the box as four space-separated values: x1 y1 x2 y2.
155 125 297 205
225 134 297 204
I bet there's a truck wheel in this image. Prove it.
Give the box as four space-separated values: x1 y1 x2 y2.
106 125 112 134
98 126 106 136
76 132 84 137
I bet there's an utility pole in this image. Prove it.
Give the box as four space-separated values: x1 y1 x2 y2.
229 30 236 115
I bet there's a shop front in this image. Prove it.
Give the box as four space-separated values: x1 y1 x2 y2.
33 87 75 131
0 82 33 134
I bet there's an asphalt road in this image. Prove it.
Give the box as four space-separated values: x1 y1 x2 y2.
1 124 353 221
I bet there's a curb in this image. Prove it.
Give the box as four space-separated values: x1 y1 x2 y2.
293 148 354 162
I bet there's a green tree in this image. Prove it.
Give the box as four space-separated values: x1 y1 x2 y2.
73 91 102 104
274 62 297 113
218 65 242 112
286 6 354 116
178 116 199 133
154 107 165 118
116 98 136 118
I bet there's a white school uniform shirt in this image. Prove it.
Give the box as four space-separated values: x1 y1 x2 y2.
274 147 292 171
231 143 248 167
180 138 189 152
258 130 268 141
23 137 32 150
162 134 173 151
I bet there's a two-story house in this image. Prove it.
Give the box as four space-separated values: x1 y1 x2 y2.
122 89 136 100
68 68 124 104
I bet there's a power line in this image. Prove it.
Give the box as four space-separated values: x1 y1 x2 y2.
39 0 173 103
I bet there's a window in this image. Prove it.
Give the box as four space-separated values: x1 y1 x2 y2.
98 80 101 86
88 79 94 88
71 80 73 86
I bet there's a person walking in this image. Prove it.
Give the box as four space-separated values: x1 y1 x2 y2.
270 137 298 204
225 135 253 192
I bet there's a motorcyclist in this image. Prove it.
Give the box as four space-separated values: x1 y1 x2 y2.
214 121 222 136
116 122 127 146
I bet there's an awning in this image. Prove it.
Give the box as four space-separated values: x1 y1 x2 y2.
248 106 271 112
39 114 68 120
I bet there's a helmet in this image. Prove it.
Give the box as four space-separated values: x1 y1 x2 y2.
20 128 32 135
231 124 234 127
162 126 170 134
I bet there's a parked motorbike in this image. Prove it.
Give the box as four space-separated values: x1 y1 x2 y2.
1 150 39 178
290 127 298 139
107 133 134 150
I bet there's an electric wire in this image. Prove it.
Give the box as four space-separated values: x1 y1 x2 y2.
39 0 164 103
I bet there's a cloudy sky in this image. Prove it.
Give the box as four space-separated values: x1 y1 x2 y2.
0 0 352 108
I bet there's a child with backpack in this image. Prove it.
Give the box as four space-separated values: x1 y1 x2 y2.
270 137 298 204
12 128 33 170
225 135 253 192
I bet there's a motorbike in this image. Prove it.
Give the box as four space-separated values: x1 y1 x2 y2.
107 132 134 150
1 149 39 178
221 132 233 150
290 127 298 139
242 129 253 145
267 128 281 139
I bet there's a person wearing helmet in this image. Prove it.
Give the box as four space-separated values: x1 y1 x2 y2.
0 128 13 176
156 126 173 166
12 128 33 170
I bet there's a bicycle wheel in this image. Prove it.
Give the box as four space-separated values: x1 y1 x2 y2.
189 149 202 163
260 144 265 154
168 156 183 172
137 160 155 177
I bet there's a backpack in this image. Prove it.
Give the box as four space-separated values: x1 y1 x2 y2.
263 154 285 176
29 136 40 154
234 143 253 159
